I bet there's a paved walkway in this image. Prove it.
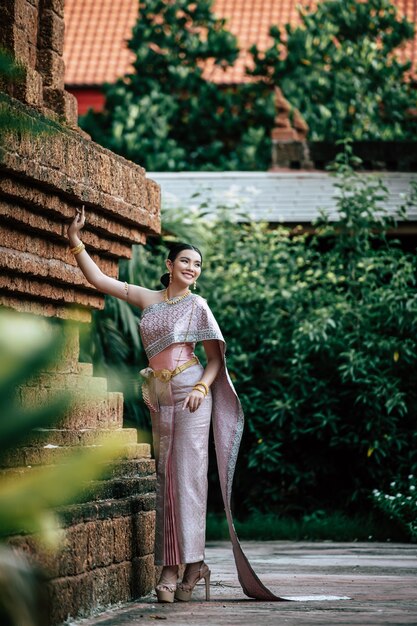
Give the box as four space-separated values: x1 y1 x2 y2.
72 541 417 626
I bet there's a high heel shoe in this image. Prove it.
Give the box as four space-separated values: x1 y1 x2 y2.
155 568 178 603
175 562 211 602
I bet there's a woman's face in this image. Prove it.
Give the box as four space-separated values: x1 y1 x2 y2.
167 249 202 288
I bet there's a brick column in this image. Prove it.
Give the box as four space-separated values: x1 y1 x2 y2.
0 1 161 622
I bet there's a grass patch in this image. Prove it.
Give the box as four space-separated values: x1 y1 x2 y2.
206 510 409 542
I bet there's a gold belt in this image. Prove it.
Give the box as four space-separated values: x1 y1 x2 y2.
152 355 199 383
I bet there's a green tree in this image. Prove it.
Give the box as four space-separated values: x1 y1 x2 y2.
80 0 275 171
250 0 417 140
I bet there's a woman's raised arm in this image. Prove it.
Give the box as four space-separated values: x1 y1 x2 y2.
67 206 158 310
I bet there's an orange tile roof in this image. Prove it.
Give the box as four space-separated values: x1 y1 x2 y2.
64 0 137 85
64 0 417 87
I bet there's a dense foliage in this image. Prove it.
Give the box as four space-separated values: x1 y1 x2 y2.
85 148 417 517
203 158 417 515
250 0 417 141
80 0 275 171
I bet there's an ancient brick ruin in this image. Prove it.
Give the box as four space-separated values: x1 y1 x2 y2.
0 1 160 623
270 87 312 170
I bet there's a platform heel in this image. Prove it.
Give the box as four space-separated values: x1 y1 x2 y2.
175 562 211 602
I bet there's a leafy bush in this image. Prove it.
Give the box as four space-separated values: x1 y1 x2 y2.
250 0 417 141
372 475 417 541
206 509 407 541
200 147 417 515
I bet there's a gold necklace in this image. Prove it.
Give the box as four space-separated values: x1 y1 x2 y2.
163 288 191 305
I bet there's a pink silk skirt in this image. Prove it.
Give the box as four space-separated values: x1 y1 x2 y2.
148 344 212 566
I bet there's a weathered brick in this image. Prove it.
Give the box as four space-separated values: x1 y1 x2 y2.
131 493 156 513
0 274 105 309
48 570 94 624
43 0 64 18
23 370 107 393
80 475 156 504
134 510 156 556
86 519 114 568
0 4 15 50
38 9 64 55
11 66 43 106
113 516 133 563
38 50 65 89
15 0 38 46
91 561 132 607
132 554 155 598
53 391 124 430
0 295 92 322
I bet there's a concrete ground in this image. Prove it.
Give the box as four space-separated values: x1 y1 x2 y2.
72 541 417 626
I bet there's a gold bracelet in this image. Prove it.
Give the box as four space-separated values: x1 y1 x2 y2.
193 384 208 397
124 281 129 301
70 242 85 255
195 381 209 395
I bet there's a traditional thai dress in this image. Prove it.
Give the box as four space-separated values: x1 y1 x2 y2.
139 292 282 601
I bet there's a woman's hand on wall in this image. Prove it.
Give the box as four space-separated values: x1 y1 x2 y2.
67 205 86 245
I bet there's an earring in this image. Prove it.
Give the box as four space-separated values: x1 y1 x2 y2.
169 273 172 284
193 281 197 290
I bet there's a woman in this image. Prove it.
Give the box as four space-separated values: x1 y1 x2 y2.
67 206 282 603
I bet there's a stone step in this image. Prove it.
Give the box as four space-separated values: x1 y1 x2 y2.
106 458 155 480
21 369 107 393
0 430 141 468
0 451 154 481
19 428 137 448
78 475 156 503
57 390 124 430
56 492 156 528
18 386 124 429
120 443 151 460
76 362 93 376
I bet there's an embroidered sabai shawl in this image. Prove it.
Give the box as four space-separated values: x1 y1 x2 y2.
139 293 283 601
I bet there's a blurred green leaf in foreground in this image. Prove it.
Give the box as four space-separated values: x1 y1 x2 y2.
0 309 124 548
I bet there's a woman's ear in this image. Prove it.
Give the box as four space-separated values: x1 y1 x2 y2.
165 259 173 273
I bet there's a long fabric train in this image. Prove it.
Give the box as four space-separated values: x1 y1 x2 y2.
139 293 285 601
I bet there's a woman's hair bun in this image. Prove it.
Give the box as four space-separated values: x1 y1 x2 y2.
160 272 170 288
